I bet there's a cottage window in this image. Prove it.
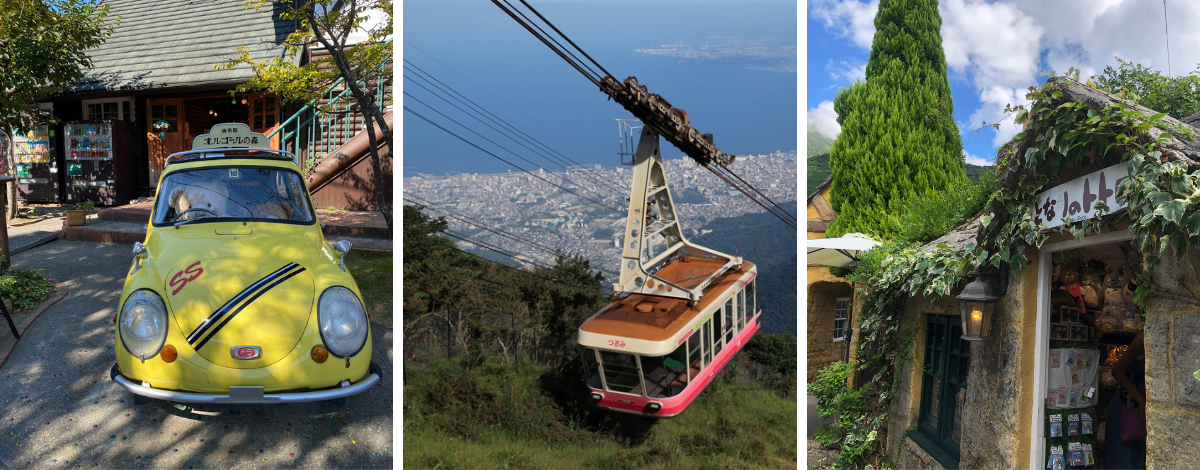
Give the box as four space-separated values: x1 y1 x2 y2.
83 98 134 122
832 298 849 341
915 315 970 465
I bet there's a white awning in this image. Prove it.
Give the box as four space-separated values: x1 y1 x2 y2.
806 233 881 268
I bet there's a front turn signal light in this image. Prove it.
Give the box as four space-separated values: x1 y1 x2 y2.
311 345 329 363
160 345 177 363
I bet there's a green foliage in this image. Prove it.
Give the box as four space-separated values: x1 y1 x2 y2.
808 127 835 157
827 0 967 239
807 361 877 469
405 357 798 469
808 152 831 192
0 266 55 310
742 333 797 377
890 168 996 245
345 250 392 327
1094 58 1200 120
219 1 391 106
0 0 115 128
72 199 95 212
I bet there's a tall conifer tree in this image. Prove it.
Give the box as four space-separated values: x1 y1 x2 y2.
827 0 966 238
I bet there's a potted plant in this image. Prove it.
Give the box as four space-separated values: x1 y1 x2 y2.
65 200 95 226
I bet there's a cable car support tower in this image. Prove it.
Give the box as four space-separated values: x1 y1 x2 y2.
614 121 740 304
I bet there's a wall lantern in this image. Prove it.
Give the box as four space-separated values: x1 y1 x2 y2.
152 120 171 140
957 271 999 341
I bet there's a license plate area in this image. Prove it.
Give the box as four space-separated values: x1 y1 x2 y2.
229 386 265 401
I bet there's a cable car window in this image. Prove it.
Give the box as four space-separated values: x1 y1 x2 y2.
725 297 735 344
598 350 642 395
687 331 701 383
580 347 601 390
702 319 712 367
712 310 724 355
737 289 746 331
641 346 687 398
747 279 757 318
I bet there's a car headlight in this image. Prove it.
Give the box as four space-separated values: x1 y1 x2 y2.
318 286 368 358
119 289 168 361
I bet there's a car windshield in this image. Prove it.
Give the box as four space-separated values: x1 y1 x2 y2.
152 167 314 225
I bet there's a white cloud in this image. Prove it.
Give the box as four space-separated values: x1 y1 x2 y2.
826 59 867 83
808 100 841 139
964 151 991 166
809 0 879 49
812 0 1200 148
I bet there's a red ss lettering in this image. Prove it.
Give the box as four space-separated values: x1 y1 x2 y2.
607 340 626 348
170 261 204 296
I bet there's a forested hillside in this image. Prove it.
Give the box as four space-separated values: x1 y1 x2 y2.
402 204 797 468
698 201 798 335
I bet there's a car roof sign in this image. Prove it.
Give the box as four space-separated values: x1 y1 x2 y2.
193 123 268 150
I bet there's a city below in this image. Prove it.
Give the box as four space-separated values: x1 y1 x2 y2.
404 150 797 280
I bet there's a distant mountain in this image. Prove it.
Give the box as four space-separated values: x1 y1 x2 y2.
807 127 834 157
807 154 994 196
964 163 994 183
808 153 830 194
700 201 798 335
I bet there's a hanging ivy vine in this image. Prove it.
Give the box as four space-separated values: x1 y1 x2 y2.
820 71 1200 468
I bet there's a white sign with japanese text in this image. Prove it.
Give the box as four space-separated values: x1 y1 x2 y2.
1031 163 1130 229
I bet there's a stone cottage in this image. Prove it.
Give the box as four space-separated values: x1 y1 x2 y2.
880 79 1200 469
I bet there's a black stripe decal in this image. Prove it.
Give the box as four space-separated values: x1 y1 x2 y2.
192 267 307 352
187 263 299 344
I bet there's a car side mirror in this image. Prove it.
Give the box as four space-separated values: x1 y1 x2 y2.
333 240 351 272
130 242 148 275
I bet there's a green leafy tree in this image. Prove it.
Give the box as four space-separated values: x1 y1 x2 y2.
0 0 113 127
223 0 393 234
1094 57 1200 119
827 0 967 239
0 0 113 260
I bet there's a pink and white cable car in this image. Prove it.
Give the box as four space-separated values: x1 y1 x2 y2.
577 124 761 418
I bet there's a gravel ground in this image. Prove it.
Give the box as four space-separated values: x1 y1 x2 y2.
0 239 395 469
806 439 838 470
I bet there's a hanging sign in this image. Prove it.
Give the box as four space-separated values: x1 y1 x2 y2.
192 123 268 150
1031 163 1130 230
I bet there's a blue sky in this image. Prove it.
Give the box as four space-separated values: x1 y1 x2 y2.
806 0 1200 166
402 0 796 176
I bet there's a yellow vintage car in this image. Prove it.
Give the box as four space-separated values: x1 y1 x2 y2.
109 123 381 404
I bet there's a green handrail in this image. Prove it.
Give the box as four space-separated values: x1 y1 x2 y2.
267 40 393 171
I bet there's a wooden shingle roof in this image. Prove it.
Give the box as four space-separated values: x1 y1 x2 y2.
73 0 297 93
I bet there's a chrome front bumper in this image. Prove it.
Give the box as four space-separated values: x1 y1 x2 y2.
109 362 384 404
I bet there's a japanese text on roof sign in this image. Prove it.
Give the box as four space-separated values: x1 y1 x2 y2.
1031 163 1130 230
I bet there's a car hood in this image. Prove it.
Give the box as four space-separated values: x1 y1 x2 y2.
164 256 315 369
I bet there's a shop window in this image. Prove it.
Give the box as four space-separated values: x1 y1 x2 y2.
85 98 134 122
833 298 849 341
915 315 970 464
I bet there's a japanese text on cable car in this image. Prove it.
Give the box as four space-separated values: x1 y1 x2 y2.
1030 163 1129 230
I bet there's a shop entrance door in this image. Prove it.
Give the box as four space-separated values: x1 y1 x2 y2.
146 98 184 187
1030 231 1135 469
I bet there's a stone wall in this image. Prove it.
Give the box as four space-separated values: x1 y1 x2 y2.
1142 246 1200 469
807 272 852 381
